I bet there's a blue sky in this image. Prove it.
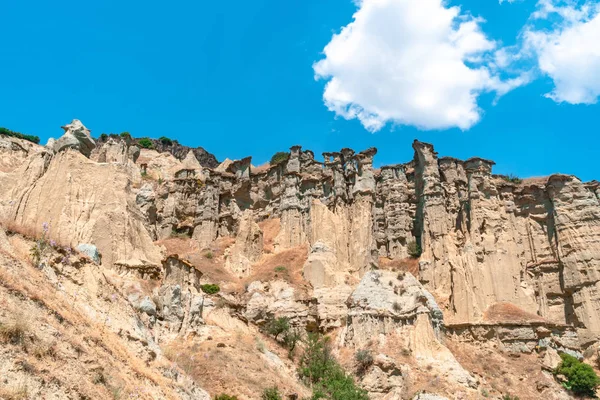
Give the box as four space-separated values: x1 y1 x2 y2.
0 0 599 181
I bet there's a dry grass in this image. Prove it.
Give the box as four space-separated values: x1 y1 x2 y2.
241 246 309 294
379 256 419 277
0 313 30 347
162 334 309 399
0 234 185 399
0 383 28 400
483 302 546 324
1 219 73 249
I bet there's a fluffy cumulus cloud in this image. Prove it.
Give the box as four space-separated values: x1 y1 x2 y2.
313 0 525 132
523 0 600 104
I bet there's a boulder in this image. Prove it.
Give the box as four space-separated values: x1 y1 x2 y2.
53 119 96 157
139 296 157 316
77 244 100 264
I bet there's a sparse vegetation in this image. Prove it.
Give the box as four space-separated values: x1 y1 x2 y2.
502 395 519 400
355 349 374 374
274 266 287 273
30 222 51 267
503 174 522 184
32 340 57 359
100 133 108 141
0 126 40 144
214 395 239 400
119 132 131 140
0 314 29 347
299 334 369 400
92 372 107 385
392 301 402 312
0 383 28 400
204 251 214 259
137 137 154 149
555 353 600 396
170 229 191 239
200 284 220 295
270 151 290 166
407 240 421 258
261 387 282 400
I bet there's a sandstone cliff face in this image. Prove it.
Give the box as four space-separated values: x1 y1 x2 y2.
137 138 600 350
3 122 600 399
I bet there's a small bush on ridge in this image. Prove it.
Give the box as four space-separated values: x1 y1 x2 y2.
137 137 153 149
200 284 220 295
270 152 289 166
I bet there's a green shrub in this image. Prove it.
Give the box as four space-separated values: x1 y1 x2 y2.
0 127 40 144
300 334 368 400
200 284 220 295
555 353 600 396
274 266 287 273
261 387 282 400
407 240 421 258
270 152 289 166
204 251 214 259
137 137 154 149
265 317 290 340
120 132 131 140
214 395 238 400
159 136 173 145
100 133 108 141
355 349 373 373
283 328 301 357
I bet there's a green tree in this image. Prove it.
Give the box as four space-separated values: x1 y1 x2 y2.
265 317 290 340
270 152 289 166
137 137 154 149
299 334 368 400
556 353 600 396
159 136 173 145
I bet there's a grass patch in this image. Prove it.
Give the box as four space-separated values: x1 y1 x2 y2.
0 315 29 347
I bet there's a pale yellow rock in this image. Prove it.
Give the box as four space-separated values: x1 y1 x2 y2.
0 150 162 267
225 210 263 276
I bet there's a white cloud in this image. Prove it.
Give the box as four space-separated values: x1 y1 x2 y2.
524 1 600 104
313 0 525 132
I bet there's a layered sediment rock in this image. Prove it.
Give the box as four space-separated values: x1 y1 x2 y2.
138 139 600 349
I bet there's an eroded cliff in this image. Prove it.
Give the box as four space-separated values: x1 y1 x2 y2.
1 121 599 399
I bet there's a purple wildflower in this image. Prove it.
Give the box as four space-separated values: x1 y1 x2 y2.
42 222 49 233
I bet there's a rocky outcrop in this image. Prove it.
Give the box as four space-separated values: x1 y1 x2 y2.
51 119 96 157
95 135 219 168
0 149 162 268
137 139 600 348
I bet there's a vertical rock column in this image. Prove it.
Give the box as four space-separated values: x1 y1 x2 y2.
375 165 414 258
548 175 600 343
274 146 307 249
349 148 378 275
192 171 221 248
413 141 451 292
